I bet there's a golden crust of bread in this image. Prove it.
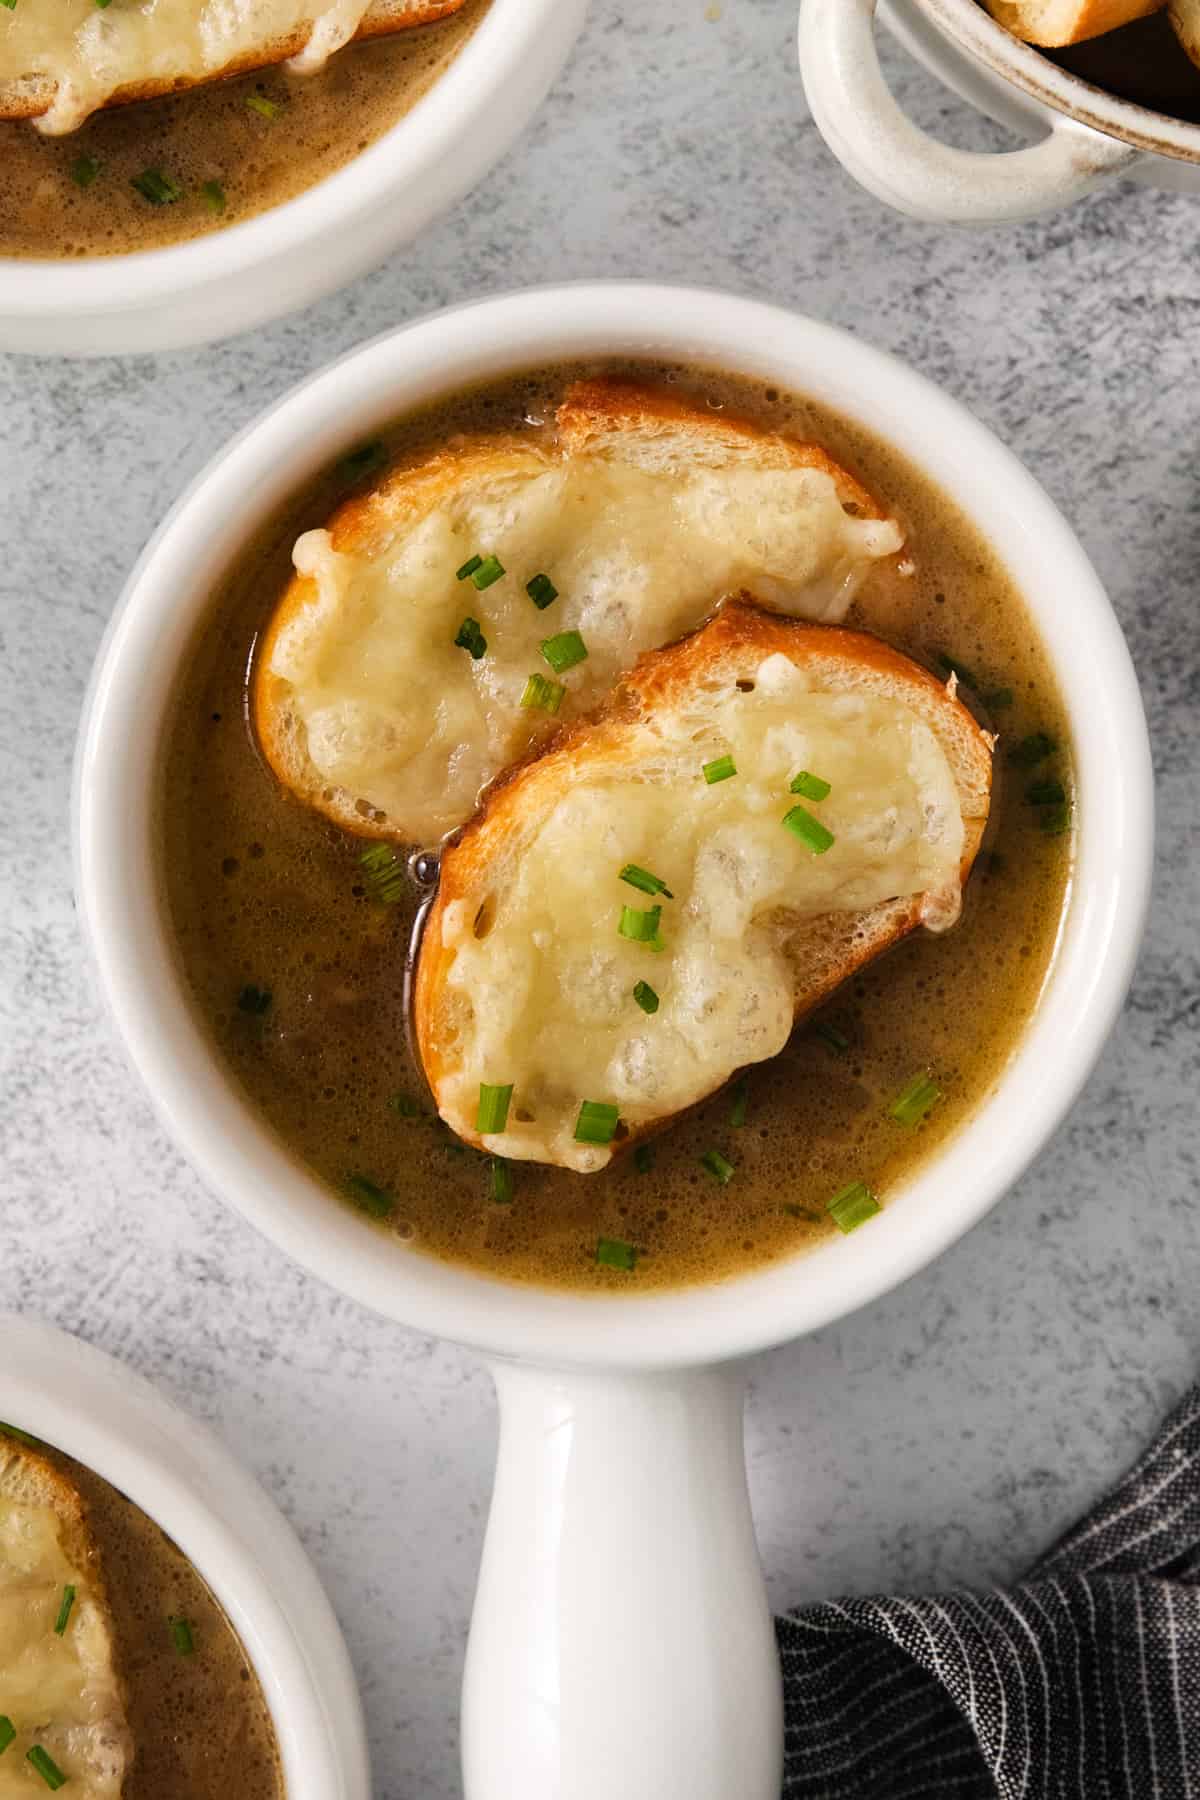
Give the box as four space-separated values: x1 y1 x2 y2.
1169 0 1200 66
983 0 1164 46
413 600 993 1161
251 380 899 845
0 1 466 125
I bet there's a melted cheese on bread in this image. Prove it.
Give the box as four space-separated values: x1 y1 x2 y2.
0 1466 129 1796
1 0 394 133
431 649 965 1172
266 449 903 843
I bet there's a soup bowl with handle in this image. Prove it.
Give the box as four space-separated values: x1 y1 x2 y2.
799 0 1200 223
0 1313 370 1800
0 0 587 358
74 281 1154 1800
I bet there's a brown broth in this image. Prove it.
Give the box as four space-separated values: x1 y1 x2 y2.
0 4 484 260
158 361 1074 1293
38 1443 284 1798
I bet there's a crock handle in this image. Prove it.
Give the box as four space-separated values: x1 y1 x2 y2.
798 0 1141 224
462 1361 783 1800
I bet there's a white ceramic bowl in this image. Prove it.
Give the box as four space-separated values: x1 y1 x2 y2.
1 1314 370 1800
74 282 1154 1800
0 0 588 357
800 0 1200 223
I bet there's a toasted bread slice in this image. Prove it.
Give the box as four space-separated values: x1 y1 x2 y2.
413 601 993 1173
253 379 905 845
1170 0 1200 66
0 1436 132 1795
983 0 1164 44
0 0 466 133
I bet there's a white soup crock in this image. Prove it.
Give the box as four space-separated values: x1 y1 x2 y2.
74 282 1154 1800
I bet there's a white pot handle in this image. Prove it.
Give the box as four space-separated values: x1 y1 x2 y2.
798 0 1141 223
462 1361 782 1800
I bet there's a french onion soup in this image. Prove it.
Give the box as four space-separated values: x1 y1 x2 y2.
0 1 483 260
0 1426 282 1797
159 363 1074 1292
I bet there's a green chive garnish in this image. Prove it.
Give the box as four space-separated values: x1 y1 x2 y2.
471 555 505 591
388 1092 424 1119
1026 778 1066 806
633 1144 654 1175
828 1181 880 1233
360 843 405 904
170 1616 196 1656
343 1175 393 1218
729 1081 748 1129
454 617 487 660
236 984 271 1015
131 167 182 205
0 1421 39 1445
201 179 227 215
889 1072 943 1128
632 980 659 1015
26 1748 66 1791
456 555 483 581
0 2 16 12
596 1236 637 1270
541 630 588 673
525 573 558 609
789 770 831 801
489 1158 513 1203
575 1101 619 1146
519 673 565 715
783 804 835 855
618 903 664 948
1040 802 1073 837
813 1020 849 1054
71 155 102 189
1008 731 1058 767
339 440 385 479
0 1718 14 1755
245 93 282 119
702 754 737 784
477 1083 513 1134
700 1149 735 1185
619 864 674 899
54 1585 76 1636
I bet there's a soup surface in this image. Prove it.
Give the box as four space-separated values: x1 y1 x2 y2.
160 361 1074 1293
0 3 484 260
0 1430 284 1798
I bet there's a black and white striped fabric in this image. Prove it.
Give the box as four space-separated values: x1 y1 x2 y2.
777 1382 1200 1797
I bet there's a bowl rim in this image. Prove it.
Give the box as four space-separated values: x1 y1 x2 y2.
0 1314 371 1800
74 280 1155 1372
917 0 1200 160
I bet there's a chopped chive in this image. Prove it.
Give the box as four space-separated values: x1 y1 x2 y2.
789 770 831 801
828 1180 880 1233
618 903 664 947
0 1421 39 1445
236 984 271 1015
489 1158 513 1204
596 1236 637 1271
454 616 487 660
170 1616 196 1656
477 1083 514 1134
388 1092 424 1119
1039 801 1073 837
983 687 1013 710
201 179 227 215
935 651 979 690
619 864 674 899
25 1748 66 1791
783 804 835 855
0 1718 13 1755
0 1 16 11
632 980 659 1015
95 0 113 7
633 1144 655 1175
360 843 405 905
343 1175 393 1218
890 1071 943 1128
700 1149 735 1185
245 93 282 119
1026 778 1066 806
525 573 558 609
131 167 182 205
575 1101 619 1146
541 630 588 673
53 1585 76 1636
1008 731 1058 767
813 1019 849 1054
471 555 505 591
702 754 737 784
338 440 385 479
729 1080 748 1129
519 673 565 715
71 154 102 188
456 555 483 580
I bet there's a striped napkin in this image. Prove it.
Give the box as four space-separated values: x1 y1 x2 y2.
778 1382 1200 1796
